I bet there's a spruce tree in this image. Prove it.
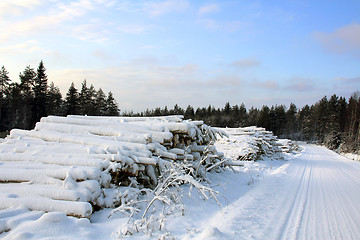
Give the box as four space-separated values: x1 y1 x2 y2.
65 82 79 115
105 91 119 116
286 103 297 138
19 66 36 129
47 82 63 116
258 105 270 129
7 83 22 129
238 103 249 127
248 107 259 126
79 79 89 115
184 105 195 119
87 84 97 115
0 66 10 97
33 60 48 125
0 66 11 131
95 88 107 116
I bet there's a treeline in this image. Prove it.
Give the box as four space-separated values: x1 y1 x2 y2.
1 62 359 153
125 94 360 153
0 62 119 131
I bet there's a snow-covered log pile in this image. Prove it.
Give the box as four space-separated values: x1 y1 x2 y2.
215 126 296 161
0 115 236 220
276 139 299 153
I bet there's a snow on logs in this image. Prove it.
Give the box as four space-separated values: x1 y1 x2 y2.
0 115 229 219
215 126 295 161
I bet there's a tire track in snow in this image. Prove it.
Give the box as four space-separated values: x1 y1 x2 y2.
279 154 312 240
194 144 360 240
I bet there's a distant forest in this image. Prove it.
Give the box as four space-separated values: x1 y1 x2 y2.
0 62 120 132
1 62 359 153
125 93 360 153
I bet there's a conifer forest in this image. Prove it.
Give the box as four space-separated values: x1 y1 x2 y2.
0 62 359 153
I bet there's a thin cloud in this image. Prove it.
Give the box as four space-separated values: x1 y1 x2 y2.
254 80 279 90
72 19 111 42
144 0 190 17
285 78 315 92
231 58 261 69
0 0 42 19
314 22 360 58
93 49 114 60
198 4 220 17
0 40 45 55
334 76 360 84
1 0 110 42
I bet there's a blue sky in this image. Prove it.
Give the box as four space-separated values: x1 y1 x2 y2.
1 0 359 112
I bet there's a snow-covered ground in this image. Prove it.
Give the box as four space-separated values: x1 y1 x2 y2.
2 142 360 239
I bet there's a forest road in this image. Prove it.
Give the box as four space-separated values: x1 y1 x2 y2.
195 144 360 240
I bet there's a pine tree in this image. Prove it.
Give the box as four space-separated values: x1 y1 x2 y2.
87 84 97 115
316 96 329 143
65 82 79 115
171 104 184 115
344 92 360 151
0 66 11 131
184 105 195 119
153 107 162 116
238 103 248 127
19 66 36 129
272 105 287 136
224 102 231 115
162 106 169 116
286 103 297 138
248 107 259 126
95 88 107 116
7 83 22 129
105 91 119 116
258 105 270 129
0 66 10 97
47 82 63 116
32 60 48 125
299 104 312 141
79 80 89 115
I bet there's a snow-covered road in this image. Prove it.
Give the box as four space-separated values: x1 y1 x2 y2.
195 144 360 240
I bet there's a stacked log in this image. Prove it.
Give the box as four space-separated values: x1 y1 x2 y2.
215 126 294 161
0 115 232 220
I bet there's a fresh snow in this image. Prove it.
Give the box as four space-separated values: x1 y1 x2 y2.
1 142 360 239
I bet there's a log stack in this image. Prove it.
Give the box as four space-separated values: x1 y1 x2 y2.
215 126 294 161
0 115 232 220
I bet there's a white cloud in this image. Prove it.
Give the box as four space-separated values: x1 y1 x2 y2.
198 4 220 17
0 0 112 42
72 19 111 42
0 0 43 19
0 40 45 55
314 22 360 58
144 0 190 17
